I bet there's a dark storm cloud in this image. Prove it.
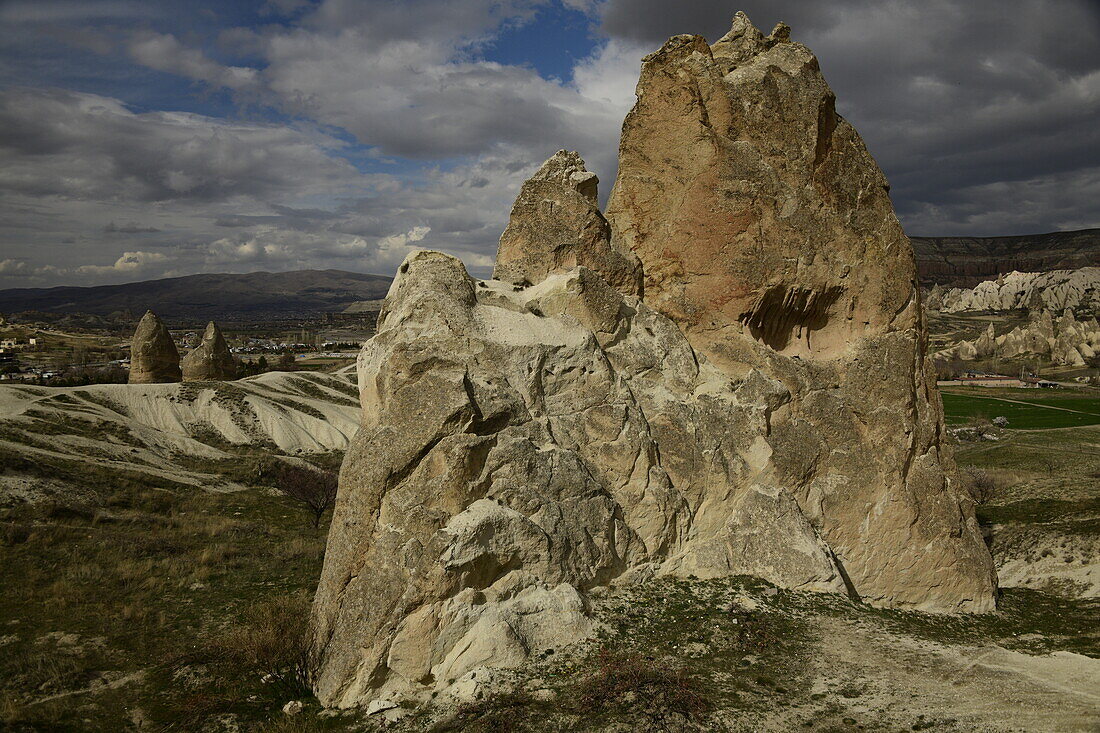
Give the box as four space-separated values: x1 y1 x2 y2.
2 0 1098 288
596 0 1100 235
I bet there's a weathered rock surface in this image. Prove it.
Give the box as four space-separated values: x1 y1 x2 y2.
128 310 181 384
938 308 1100 366
934 268 1100 315
311 13 996 710
494 150 642 296
181 322 237 382
605 12 992 609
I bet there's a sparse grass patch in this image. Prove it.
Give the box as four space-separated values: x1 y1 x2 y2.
0 453 342 731
433 691 544 733
570 647 709 727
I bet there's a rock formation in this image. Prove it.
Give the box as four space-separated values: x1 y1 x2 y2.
181 321 237 381
493 150 642 295
938 308 1100 366
127 310 181 384
311 13 996 709
932 268 1100 315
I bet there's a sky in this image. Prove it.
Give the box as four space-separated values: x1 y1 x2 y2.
0 0 1098 289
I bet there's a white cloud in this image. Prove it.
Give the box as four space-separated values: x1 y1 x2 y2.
127 32 259 91
76 250 168 276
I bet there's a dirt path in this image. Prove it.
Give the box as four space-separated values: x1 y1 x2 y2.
790 617 1100 732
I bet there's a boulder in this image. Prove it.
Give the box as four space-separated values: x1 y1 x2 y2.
182 322 236 381
311 13 996 710
127 310 181 384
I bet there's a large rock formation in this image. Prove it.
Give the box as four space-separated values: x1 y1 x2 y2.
937 308 1100 366
127 310 181 384
181 322 237 381
933 268 1100 315
604 12 991 609
311 13 996 710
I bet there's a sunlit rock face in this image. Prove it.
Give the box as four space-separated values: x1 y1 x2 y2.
493 150 643 297
310 12 996 710
604 11 994 616
128 310 181 384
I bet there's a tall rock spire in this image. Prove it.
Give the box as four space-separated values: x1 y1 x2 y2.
605 12 993 611
127 310 181 384
309 13 996 710
494 150 642 295
181 321 236 382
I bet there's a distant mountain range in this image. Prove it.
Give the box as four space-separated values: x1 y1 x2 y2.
0 269 393 320
3 229 1098 319
912 228 1100 287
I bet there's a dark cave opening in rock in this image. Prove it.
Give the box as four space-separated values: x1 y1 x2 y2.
739 284 846 357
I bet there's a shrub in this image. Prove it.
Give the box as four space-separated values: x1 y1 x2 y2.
571 647 709 724
440 691 537 733
268 461 338 529
205 594 316 698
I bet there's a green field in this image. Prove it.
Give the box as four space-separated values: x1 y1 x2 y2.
941 388 1100 429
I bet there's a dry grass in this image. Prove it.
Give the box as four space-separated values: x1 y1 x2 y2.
0 457 338 730
201 593 317 698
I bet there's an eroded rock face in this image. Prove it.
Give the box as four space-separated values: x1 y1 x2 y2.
605 12 993 612
494 150 642 296
938 308 1100 366
181 322 237 382
935 268 1100 314
128 310 180 384
312 251 846 707
312 13 996 710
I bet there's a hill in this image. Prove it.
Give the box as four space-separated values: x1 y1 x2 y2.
0 269 392 320
912 228 1100 287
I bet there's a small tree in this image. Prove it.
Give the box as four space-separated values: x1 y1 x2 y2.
961 466 998 505
1035 454 1058 477
272 462 338 529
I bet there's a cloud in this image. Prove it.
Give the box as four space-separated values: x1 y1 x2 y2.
76 250 168 276
0 87 359 203
127 31 259 91
104 222 161 234
2 0 1098 289
0 0 158 24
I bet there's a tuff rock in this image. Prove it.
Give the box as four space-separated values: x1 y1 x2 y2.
311 12 996 710
128 310 181 384
494 150 642 296
938 308 1100 366
932 267 1100 314
181 322 237 382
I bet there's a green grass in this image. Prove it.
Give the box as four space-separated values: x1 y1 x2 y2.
941 388 1100 429
0 459 341 731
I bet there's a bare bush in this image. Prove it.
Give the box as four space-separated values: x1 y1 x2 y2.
961 466 999 506
208 594 316 698
571 647 709 726
270 462 338 529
